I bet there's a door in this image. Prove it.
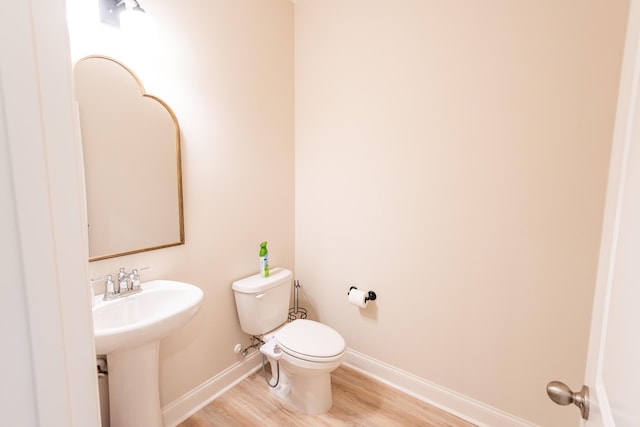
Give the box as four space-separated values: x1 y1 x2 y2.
573 1 640 425
0 0 101 425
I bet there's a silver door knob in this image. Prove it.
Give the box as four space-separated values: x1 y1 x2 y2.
546 381 589 420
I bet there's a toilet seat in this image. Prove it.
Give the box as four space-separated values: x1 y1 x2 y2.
275 319 345 363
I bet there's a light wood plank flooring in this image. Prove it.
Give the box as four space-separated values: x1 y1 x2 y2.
178 366 475 426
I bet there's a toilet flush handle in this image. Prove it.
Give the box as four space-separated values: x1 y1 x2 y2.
256 293 266 299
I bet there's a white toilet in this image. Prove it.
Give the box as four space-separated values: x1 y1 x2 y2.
232 268 345 414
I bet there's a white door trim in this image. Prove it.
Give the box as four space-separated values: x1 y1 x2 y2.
583 1 640 425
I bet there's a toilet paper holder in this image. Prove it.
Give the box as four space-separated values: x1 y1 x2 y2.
348 286 377 302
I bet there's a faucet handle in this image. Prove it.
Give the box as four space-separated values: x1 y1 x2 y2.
102 275 116 301
130 266 150 291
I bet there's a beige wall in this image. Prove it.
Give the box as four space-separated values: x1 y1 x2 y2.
294 1 628 426
67 0 295 406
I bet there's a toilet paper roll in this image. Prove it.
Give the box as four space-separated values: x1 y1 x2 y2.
348 289 368 308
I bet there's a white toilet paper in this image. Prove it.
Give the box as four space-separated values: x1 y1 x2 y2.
348 289 368 308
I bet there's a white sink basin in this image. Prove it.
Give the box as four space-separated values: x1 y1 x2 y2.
92 279 203 427
93 280 203 355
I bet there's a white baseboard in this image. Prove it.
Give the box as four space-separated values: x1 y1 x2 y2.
343 349 536 427
161 348 536 427
161 351 262 427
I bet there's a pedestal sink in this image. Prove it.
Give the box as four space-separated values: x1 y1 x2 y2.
92 280 203 427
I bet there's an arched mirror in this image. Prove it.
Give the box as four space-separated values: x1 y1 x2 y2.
74 55 184 261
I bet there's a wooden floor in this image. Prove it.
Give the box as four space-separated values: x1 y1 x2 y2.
178 365 475 426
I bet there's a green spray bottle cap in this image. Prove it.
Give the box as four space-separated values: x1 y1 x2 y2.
259 241 268 256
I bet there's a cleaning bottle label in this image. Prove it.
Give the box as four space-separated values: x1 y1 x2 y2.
259 241 269 277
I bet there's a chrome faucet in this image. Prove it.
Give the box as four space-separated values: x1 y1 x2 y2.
96 267 150 301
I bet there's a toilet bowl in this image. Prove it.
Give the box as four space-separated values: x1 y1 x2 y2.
260 319 345 414
232 269 346 414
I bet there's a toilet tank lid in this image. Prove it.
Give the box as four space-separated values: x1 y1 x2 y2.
232 268 292 293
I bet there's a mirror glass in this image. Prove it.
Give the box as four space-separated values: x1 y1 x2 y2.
74 55 184 261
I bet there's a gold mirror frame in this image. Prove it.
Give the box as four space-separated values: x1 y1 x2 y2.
74 55 184 261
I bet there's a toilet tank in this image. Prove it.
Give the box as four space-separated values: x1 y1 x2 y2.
232 268 292 336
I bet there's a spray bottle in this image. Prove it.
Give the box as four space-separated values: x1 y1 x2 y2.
259 241 269 277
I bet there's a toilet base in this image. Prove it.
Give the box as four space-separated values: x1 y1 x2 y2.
268 361 334 414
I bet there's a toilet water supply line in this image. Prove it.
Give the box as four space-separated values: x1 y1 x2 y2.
236 335 281 388
234 335 262 356
261 350 281 388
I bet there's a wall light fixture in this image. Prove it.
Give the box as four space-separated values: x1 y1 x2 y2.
99 0 151 28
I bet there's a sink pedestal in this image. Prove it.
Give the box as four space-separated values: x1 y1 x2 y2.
108 341 163 427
